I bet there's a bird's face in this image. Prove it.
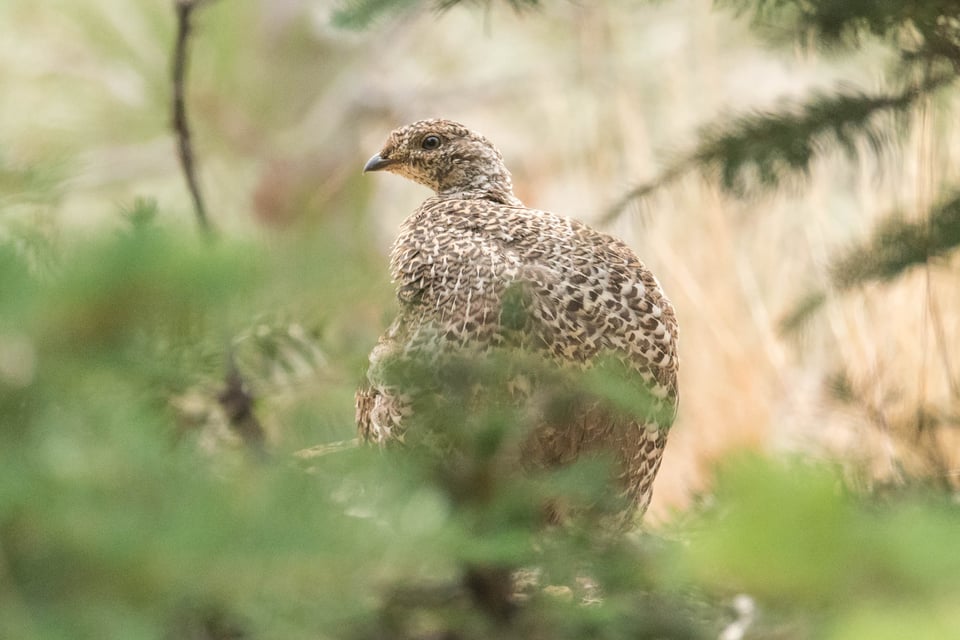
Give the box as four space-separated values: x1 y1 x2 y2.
363 119 514 198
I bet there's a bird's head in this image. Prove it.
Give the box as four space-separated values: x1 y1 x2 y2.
363 119 520 204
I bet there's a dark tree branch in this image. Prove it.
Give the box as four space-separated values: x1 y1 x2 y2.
173 0 215 237
171 1 268 458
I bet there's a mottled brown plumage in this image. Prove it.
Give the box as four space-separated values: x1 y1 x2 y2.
356 119 679 519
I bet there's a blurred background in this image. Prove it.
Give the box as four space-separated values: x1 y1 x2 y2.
4 0 956 519
2 2 960 637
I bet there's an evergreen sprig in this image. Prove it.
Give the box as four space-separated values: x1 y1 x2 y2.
720 0 960 56
332 0 541 29
608 0 960 298
831 192 960 288
605 76 952 219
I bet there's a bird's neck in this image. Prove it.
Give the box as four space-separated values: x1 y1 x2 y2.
437 171 522 206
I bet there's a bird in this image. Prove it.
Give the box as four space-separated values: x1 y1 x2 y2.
355 119 678 522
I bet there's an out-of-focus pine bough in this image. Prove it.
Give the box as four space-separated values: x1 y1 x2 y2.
605 75 952 211
831 191 960 288
608 0 960 293
332 0 541 29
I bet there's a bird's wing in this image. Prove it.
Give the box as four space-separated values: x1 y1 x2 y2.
387 199 676 387
361 199 678 445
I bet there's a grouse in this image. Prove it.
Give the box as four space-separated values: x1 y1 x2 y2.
356 119 679 520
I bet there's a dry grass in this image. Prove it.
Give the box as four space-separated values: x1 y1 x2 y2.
2 0 958 521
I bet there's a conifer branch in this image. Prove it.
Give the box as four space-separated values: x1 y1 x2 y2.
332 0 540 29
830 192 960 288
604 74 955 221
719 0 960 54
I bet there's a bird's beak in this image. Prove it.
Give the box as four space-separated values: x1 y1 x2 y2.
362 153 396 173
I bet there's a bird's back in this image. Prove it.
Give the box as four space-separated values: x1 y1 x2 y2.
358 194 678 518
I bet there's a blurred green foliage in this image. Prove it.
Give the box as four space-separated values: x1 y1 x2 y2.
1 201 958 638
1 1 958 638
332 0 542 29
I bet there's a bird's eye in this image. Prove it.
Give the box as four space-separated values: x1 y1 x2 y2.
421 135 441 150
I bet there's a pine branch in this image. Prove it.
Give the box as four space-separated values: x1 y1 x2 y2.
332 0 418 29
692 85 920 192
604 75 955 221
172 0 215 237
913 28 960 73
719 0 960 51
332 0 541 30
830 191 960 288
777 288 827 338
435 0 541 12
779 191 960 332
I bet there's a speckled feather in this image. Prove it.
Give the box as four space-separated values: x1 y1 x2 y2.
356 119 679 518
